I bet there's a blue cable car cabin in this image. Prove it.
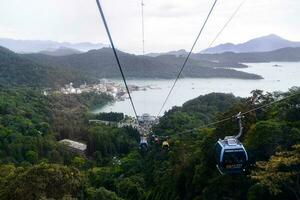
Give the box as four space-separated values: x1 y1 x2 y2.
139 136 148 151
215 137 248 175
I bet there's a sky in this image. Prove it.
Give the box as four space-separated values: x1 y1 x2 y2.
0 0 300 54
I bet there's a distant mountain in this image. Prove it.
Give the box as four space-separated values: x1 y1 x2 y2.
146 49 188 57
0 38 107 53
0 46 92 87
39 47 82 56
202 34 300 54
24 48 262 80
194 47 300 63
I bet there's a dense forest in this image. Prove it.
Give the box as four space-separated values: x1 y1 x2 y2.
0 86 299 199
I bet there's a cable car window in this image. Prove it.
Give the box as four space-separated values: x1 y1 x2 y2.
215 143 222 161
223 150 246 169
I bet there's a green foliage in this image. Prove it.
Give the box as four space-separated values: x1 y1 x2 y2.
0 87 112 164
0 46 91 88
251 145 300 199
47 92 113 140
145 90 300 200
117 176 145 200
247 184 271 200
25 151 38 164
0 163 83 200
155 93 241 135
86 187 124 200
96 112 125 122
182 93 240 120
87 167 122 191
245 121 300 160
71 156 86 169
0 87 299 200
87 125 138 160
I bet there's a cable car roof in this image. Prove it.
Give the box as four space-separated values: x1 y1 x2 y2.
217 138 245 150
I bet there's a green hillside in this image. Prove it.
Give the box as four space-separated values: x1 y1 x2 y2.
0 46 92 88
0 87 299 199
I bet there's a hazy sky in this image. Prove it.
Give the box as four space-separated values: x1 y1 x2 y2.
1 0 300 53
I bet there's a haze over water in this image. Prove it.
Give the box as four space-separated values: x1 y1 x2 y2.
93 62 300 116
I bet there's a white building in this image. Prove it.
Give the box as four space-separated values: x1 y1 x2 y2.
59 139 87 155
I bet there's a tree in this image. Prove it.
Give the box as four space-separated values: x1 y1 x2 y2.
86 187 123 200
245 121 287 160
251 145 300 200
25 150 38 164
87 167 121 191
0 163 83 200
72 156 86 169
117 177 145 200
247 184 271 200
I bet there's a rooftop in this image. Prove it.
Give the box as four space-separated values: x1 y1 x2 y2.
218 137 244 149
59 139 87 151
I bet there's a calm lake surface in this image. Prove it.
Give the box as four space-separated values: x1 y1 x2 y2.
93 62 300 116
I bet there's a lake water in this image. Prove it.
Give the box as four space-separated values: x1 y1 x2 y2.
93 62 300 116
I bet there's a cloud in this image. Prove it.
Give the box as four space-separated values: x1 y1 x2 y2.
0 0 299 53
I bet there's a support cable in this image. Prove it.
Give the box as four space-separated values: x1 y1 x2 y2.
158 0 219 116
206 0 246 50
96 0 140 123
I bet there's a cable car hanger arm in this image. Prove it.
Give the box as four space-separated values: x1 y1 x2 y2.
235 112 243 139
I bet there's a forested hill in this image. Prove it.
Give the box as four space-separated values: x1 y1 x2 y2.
0 46 92 88
24 48 262 80
0 87 299 199
2 45 300 88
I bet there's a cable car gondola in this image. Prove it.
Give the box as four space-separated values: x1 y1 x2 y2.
162 141 170 151
139 136 148 152
215 137 248 174
215 113 248 175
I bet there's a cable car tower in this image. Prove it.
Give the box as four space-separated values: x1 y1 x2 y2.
215 112 248 175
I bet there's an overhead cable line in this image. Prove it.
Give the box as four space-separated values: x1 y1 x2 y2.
158 0 219 116
96 0 140 122
206 0 246 50
141 0 145 55
141 0 146 112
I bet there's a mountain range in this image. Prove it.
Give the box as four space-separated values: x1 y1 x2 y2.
1 34 299 56
0 38 107 53
39 47 82 56
0 44 268 88
23 48 262 80
2 33 300 88
193 47 300 63
146 49 188 57
201 34 300 54
145 34 300 56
